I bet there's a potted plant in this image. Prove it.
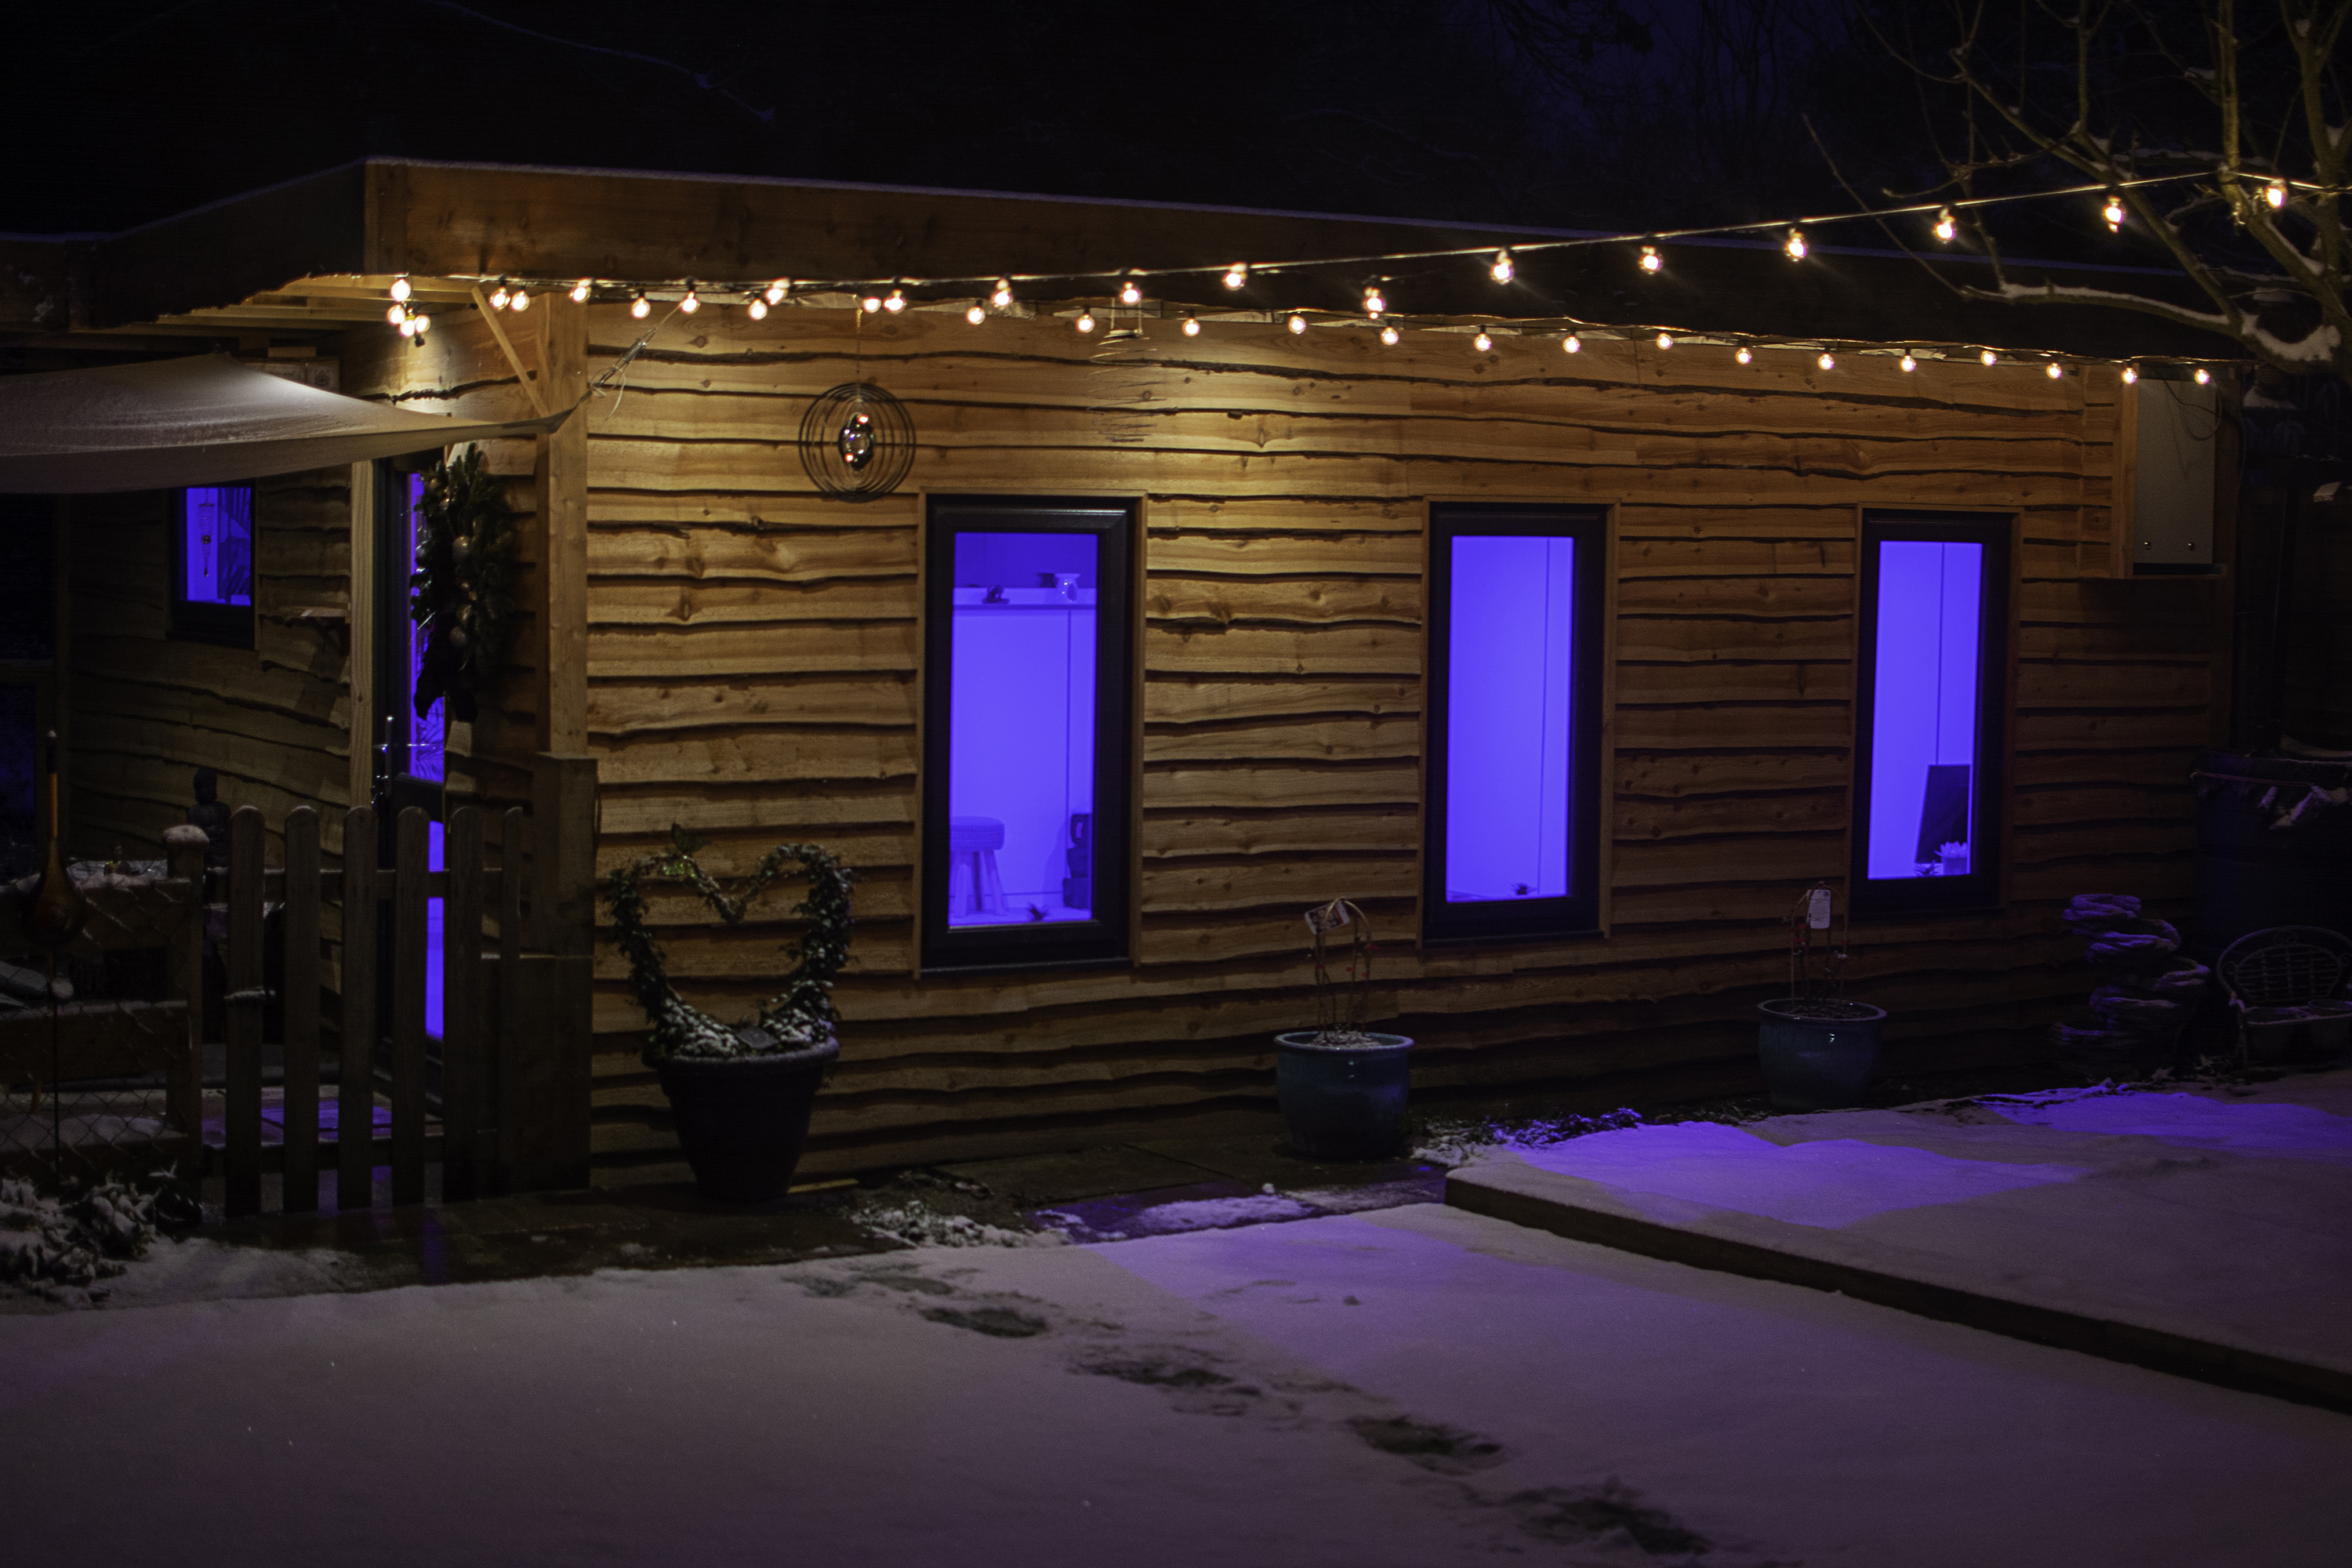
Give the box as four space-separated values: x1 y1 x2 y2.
1273 898 1413 1159
606 827 856 1202
1756 883 1885 1110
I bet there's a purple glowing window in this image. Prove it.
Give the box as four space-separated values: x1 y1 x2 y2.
1864 541 1984 880
1445 536 1574 902
945 532 1097 928
405 474 445 785
180 488 252 606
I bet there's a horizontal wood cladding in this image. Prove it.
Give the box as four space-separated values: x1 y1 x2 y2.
553 303 2211 1173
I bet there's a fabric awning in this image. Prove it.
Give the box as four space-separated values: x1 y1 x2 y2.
0 354 569 493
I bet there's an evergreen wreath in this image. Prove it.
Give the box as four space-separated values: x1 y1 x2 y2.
410 446 517 724
604 826 858 1064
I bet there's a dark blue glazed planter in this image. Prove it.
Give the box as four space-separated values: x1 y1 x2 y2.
1275 1032 1414 1160
655 1036 839 1202
1757 1000 1885 1111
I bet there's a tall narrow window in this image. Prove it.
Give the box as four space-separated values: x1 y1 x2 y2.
1853 512 2009 915
172 485 256 645
923 500 1134 971
1425 504 1606 941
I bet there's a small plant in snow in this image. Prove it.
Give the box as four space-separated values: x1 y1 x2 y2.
851 1199 1064 1250
0 1175 174 1300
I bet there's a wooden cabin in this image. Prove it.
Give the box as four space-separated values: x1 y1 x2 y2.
0 159 2239 1185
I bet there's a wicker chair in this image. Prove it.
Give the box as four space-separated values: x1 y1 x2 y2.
2213 925 2352 1065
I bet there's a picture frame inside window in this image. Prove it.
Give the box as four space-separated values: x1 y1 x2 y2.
171 485 256 647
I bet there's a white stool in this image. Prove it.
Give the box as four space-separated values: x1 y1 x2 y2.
948 816 1005 917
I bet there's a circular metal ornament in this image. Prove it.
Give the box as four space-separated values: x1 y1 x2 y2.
798 381 915 501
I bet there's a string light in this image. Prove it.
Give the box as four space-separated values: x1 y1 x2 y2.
1735 346 1751 365
883 288 906 313
1224 263 1248 289
1287 313 1307 335
860 292 882 313
397 315 416 338
488 279 511 310
1980 349 1998 367
1118 276 1142 306
631 292 651 319
410 312 430 335
1639 245 1661 273
571 279 592 303
965 301 986 325
509 287 528 312
1563 333 1581 354
1934 209 1957 243
2194 366 2212 385
1380 322 1400 346
766 279 789 304
1657 332 1674 350
1490 248 1515 284
2122 364 2139 385
2046 361 2064 379
386 303 406 325
2101 193 2125 231
1816 351 1835 370
1363 284 1385 316
1181 314 1200 336
1784 228 1808 261
680 285 700 314
1900 354 1917 372
390 275 412 303
748 296 768 320
1076 308 1096 333
2264 180 2288 209
1474 328 1494 352
991 278 1014 307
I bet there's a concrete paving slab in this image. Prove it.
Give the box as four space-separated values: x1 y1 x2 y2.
1446 1073 2352 1409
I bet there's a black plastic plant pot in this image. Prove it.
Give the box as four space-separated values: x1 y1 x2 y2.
654 1036 840 1202
1755 1000 1886 1111
1274 1032 1414 1160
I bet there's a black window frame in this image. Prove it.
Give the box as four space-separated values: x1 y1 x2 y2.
1422 502 1608 943
1850 510 2011 918
169 484 257 648
920 496 1135 973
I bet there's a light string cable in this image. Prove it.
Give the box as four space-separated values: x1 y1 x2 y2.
587 297 685 423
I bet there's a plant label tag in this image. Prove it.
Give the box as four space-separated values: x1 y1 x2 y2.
1806 887 1833 930
1305 899 1351 935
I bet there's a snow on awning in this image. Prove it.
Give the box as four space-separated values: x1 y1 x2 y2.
0 354 568 494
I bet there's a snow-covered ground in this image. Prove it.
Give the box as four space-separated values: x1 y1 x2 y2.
2 1202 2343 1566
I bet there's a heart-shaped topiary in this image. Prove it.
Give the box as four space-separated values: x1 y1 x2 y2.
605 826 857 1062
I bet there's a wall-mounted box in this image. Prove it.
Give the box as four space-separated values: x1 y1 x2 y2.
2129 377 2221 570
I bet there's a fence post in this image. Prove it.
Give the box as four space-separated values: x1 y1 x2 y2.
223 806 265 1218
509 752 597 1191
390 807 428 1206
442 807 485 1201
339 807 377 1210
282 807 321 1213
162 826 207 1185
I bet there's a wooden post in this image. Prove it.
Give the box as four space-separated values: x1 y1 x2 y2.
348 459 377 817
506 753 597 1190
162 826 207 1184
533 294 588 755
391 806 428 1205
442 806 485 1201
224 806 265 1218
495 806 524 1191
338 806 377 1210
281 806 322 1213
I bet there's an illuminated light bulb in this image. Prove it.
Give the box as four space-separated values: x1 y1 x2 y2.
2265 180 2288 209
1639 245 1661 274
882 288 905 313
390 275 412 303
1980 349 1998 367
749 296 769 321
680 286 700 314
2102 193 2125 231
411 313 430 335
1563 333 1581 354
1490 248 1515 284
1817 352 1835 370
1287 313 1306 335
1474 328 1494 352
1363 284 1385 316
1735 346 1751 365
766 279 789 304
1118 276 1142 306
1379 322 1399 346
1076 309 1096 333
1900 354 1917 372
631 293 651 319
387 303 407 325
489 279 510 310
571 278 592 303
2121 363 2139 385
1181 314 1201 337
965 302 985 325
860 293 882 314
1934 209 1957 243
2046 361 2064 379
397 315 416 338
2194 366 2212 385
990 278 1013 307
1785 227 1808 261
509 288 529 312
1223 263 1247 289
1656 332 1674 350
